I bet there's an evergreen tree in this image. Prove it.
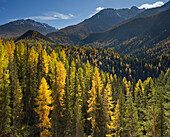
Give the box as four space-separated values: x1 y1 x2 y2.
52 61 66 137
144 88 158 137
124 92 140 137
10 55 23 136
73 67 85 137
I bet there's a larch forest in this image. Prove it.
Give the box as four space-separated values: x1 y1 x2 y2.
0 1 170 137
0 40 169 137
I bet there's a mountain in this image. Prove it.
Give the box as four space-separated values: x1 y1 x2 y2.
0 19 57 38
47 1 170 46
79 9 170 59
15 30 55 44
47 7 144 45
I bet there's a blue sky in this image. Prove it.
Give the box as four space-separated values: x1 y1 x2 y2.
0 0 169 29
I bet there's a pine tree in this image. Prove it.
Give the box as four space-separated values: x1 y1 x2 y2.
144 88 158 137
142 77 154 135
164 69 170 136
10 54 23 136
124 92 140 137
52 61 66 137
34 78 53 137
73 67 85 137
69 61 76 106
11 79 23 136
156 69 170 136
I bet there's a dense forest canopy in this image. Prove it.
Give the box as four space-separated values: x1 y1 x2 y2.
0 40 169 137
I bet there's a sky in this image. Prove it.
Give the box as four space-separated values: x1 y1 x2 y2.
0 0 169 29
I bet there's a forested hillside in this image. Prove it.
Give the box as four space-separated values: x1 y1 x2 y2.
0 40 169 137
80 9 170 59
54 44 169 81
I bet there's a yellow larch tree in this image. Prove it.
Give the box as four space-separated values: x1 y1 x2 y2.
122 77 130 95
87 82 97 130
42 49 49 75
112 99 121 137
34 77 53 137
56 61 66 109
103 83 114 137
87 67 104 137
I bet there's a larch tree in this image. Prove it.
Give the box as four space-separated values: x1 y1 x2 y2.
112 99 121 137
0 41 11 136
42 49 49 76
103 83 114 136
122 77 130 95
118 88 126 137
84 60 93 135
134 79 144 131
34 77 53 137
87 67 104 137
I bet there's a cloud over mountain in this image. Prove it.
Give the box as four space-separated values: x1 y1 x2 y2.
89 6 104 17
138 1 164 9
9 11 75 22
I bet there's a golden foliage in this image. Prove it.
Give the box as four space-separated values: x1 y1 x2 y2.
34 78 53 137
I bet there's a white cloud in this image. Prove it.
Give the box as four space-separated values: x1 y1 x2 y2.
96 7 104 12
46 11 74 20
89 6 104 17
9 11 75 21
27 16 58 21
138 1 164 9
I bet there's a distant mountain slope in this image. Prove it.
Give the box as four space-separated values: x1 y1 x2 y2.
80 9 170 59
16 30 54 42
0 19 57 38
14 30 55 46
47 7 144 45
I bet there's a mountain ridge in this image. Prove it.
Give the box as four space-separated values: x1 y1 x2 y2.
0 19 57 38
79 9 170 59
47 6 145 45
